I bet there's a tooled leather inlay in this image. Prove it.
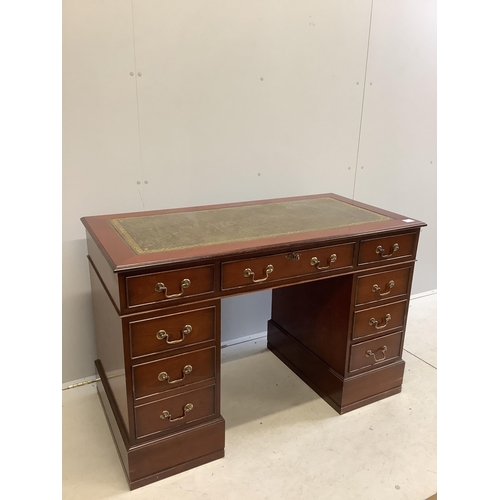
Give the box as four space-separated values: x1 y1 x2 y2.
109 197 390 254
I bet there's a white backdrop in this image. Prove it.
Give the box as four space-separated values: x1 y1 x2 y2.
62 0 436 383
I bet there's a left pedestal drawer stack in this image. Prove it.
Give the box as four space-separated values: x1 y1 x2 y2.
86 249 225 490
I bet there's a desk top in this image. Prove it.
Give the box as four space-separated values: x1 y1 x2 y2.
81 193 425 271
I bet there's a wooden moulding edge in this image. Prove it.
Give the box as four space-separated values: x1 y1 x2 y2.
267 320 344 414
267 321 406 415
95 359 226 489
95 359 131 481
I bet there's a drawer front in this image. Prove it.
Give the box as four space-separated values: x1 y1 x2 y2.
135 385 216 438
355 267 411 306
349 331 403 372
222 243 355 290
133 347 216 399
352 300 407 341
358 232 416 265
129 307 216 359
125 265 215 308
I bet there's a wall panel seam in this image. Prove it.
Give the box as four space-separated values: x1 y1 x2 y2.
353 0 374 199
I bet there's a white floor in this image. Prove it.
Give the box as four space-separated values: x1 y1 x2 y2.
62 293 437 500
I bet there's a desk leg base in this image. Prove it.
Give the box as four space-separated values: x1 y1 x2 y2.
267 320 405 414
95 361 225 490
127 438 225 490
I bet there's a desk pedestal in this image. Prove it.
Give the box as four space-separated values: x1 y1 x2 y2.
95 358 225 489
268 272 408 414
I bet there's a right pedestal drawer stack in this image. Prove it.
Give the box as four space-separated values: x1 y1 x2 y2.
339 230 420 413
349 264 413 375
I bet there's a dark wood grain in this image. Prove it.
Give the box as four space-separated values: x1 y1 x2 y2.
342 361 405 409
348 331 403 372
128 306 216 359
89 265 130 432
221 242 355 290
352 300 408 341
358 231 417 265
267 320 345 412
355 265 412 306
270 274 353 375
125 264 215 308
132 347 216 400
134 385 216 439
128 418 225 488
83 192 425 488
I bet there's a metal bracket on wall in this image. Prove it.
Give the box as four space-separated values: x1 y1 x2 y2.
62 378 101 390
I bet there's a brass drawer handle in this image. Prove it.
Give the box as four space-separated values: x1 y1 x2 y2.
365 346 388 363
156 325 193 344
243 264 274 283
310 254 337 270
155 278 191 298
376 243 399 258
372 280 395 297
158 364 192 383
369 313 392 330
160 403 194 422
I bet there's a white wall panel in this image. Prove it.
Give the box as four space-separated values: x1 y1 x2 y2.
62 0 436 382
63 0 143 381
353 0 437 294
129 0 373 344
221 290 272 344
131 0 372 209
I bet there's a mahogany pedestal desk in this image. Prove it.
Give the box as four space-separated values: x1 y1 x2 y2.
81 193 425 489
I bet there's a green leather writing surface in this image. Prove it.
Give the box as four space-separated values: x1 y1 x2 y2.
109 197 390 254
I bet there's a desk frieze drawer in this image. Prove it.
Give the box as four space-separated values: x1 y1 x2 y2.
352 300 407 341
355 266 411 306
128 306 216 359
358 232 417 265
349 331 403 373
125 265 215 309
134 385 216 439
133 347 216 400
221 243 355 290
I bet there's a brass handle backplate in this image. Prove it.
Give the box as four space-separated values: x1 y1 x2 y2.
372 280 395 297
366 346 388 363
160 403 194 422
369 314 392 330
156 325 193 344
158 364 192 384
243 264 274 283
376 243 399 258
155 278 191 299
310 254 337 270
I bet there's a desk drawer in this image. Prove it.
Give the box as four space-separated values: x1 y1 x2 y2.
125 265 215 308
129 306 216 359
355 267 411 306
349 331 403 372
134 385 215 438
222 243 354 290
352 300 407 341
133 347 216 399
358 232 416 265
